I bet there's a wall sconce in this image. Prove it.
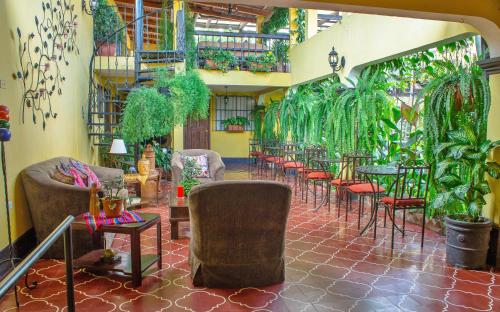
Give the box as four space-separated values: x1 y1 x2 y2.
82 0 99 16
328 46 345 72
224 86 229 106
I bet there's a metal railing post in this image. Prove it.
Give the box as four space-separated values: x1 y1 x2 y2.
64 226 74 312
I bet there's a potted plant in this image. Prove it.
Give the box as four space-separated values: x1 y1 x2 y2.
93 0 123 56
180 158 201 196
223 116 250 132
434 117 500 268
151 141 172 180
200 47 237 72
101 177 128 218
245 52 277 73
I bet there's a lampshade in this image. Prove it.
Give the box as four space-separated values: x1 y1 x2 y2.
109 139 127 154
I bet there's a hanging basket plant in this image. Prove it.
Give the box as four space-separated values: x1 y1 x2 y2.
121 87 174 144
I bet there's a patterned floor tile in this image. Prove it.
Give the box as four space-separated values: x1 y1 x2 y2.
0 168 498 311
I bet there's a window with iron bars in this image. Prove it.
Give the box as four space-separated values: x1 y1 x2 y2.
214 95 256 131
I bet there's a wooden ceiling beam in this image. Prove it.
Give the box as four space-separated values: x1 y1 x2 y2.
189 5 256 23
190 2 268 16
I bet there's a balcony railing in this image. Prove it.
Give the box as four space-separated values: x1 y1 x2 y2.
194 31 291 73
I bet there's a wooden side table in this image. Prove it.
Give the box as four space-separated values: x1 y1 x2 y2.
169 197 189 239
124 172 161 207
72 212 162 287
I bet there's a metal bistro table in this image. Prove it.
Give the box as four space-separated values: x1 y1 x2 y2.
311 157 341 212
356 165 401 238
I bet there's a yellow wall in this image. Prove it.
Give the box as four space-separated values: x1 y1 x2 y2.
289 13 478 85
0 0 96 248
485 74 500 224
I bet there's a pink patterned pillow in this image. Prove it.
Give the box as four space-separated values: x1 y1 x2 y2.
184 154 210 178
82 164 101 188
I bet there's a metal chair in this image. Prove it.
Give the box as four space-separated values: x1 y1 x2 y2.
333 153 372 221
304 146 332 208
248 139 262 174
277 142 304 191
377 164 431 249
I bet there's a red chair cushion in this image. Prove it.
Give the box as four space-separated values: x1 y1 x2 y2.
380 197 425 207
297 167 314 173
331 179 354 186
307 171 331 179
347 183 385 193
265 156 283 163
250 151 263 157
283 161 304 169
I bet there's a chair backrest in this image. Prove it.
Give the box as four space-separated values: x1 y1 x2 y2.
249 139 261 155
189 181 292 264
393 164 431 203
340 152 372 183
304 145 327 170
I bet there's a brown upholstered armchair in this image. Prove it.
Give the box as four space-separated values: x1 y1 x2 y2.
171 149 225 190
188 180 292 288
21 157 123 258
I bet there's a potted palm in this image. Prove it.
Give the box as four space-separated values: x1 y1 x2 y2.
223 116 249 132
434 118 500 268
93 0 123 56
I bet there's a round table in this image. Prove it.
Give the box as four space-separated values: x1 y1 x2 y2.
356 165 400 238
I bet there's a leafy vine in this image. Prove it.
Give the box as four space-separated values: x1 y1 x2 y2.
12 0 79 129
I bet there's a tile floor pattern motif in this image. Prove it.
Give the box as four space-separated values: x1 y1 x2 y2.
1 169 500 311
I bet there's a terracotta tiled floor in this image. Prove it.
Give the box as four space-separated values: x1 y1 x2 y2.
1 168 500 311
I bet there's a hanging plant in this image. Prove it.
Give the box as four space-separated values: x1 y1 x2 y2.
263 100 281 140
293 8 306 43
261 8 289 34
121 87 174 144
327 68 393 155
155 70 211 125
419 60 490 165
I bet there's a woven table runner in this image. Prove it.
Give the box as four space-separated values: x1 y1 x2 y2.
83 211 144 234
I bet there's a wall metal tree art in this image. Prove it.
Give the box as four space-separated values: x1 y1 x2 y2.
12 0 79 129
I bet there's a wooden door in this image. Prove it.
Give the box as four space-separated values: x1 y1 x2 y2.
183 117 210 149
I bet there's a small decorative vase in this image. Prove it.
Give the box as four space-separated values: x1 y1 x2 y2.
102 198 124 218
137 154 150 176
144 144 156 172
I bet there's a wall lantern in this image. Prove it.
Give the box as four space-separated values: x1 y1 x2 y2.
82 0 99 16
224 86 229 106
328 46 345 72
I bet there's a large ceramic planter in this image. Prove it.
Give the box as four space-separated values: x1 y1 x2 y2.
445 215 492 269
97 42 116 56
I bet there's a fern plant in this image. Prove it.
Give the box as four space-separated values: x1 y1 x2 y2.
420 60 490 165
121 87 174 144
263 100 280 140
326 68 393 155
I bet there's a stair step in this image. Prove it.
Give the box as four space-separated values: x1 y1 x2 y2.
88 123 120 127
137 67 175 74
139 58 181 64
89 112 122 116
88 132 120 137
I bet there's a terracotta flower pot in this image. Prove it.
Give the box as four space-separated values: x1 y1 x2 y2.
226 124 245 132
204 59 218 70
102 198 124 218
97 43 116 56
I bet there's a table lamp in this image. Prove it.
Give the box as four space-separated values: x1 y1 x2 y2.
109 139 127 168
